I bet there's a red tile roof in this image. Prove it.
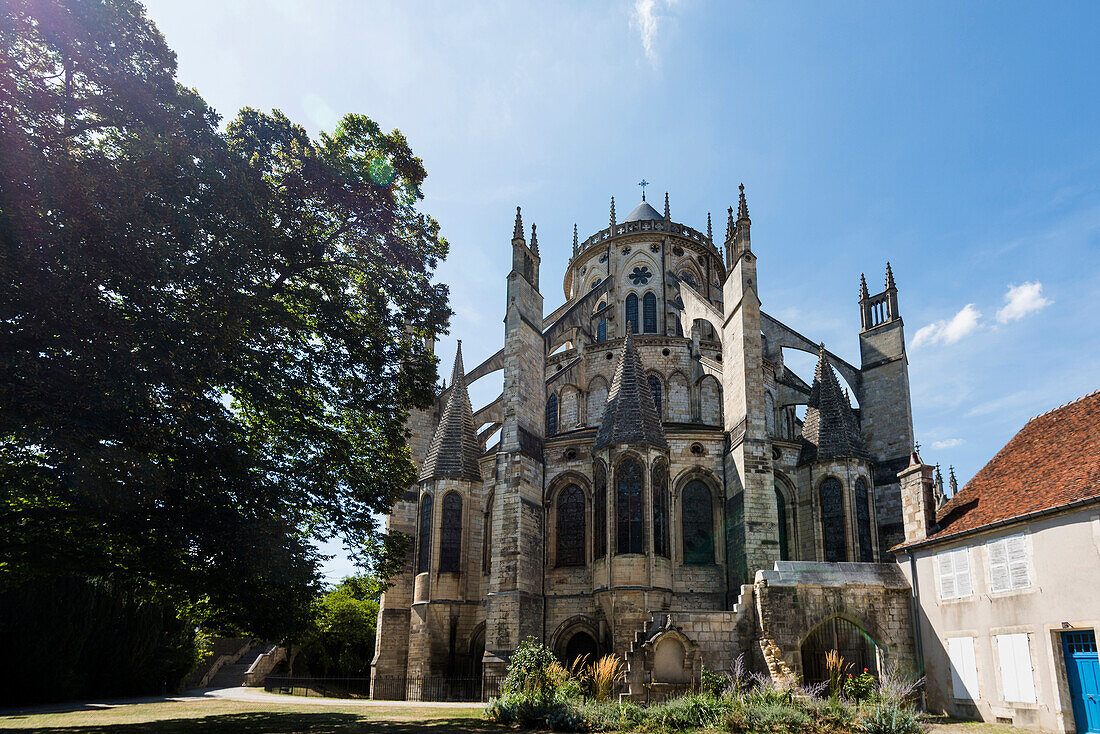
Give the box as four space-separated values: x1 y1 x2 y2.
913 389 1100 547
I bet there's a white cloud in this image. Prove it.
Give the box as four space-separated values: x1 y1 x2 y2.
911 304 982 348
632 0 678 64
996 281 1051 323
931 438 965 450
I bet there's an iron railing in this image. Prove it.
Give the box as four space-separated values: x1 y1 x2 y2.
263 675 504 702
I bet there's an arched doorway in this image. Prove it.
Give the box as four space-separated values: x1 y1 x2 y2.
563 631 599 668
469 626 485 678
800 617 880 685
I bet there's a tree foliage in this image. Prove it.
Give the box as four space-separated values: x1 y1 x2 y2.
295 575 382 676
0 0 449 639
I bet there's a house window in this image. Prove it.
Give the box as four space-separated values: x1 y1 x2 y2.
596 318 607 343
682 480 714 564
995 633 1037 703
643 292 657 333
647 375 662 417
937 546 974 600
625 294 639 334
615 458 644 554
439 492 462 573
948 636 979 700
855 478 874 562
417 494 433 574
820 477 846 562
987 534 1030 592
594 462 607 558
545 393 558 436
556 485 586 567
652 461 669 558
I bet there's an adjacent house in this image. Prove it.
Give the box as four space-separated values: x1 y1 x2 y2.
894 389 1100 733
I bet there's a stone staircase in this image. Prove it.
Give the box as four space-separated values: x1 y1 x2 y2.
208 644 269 688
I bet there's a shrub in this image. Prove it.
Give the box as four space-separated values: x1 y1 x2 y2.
575 699 645 731
844 668 877 702
644 693 733 730
875 663 924 707
502 637 561 706
858 703 929 734
700 664 727 697
805 694 860 731
586 654 626 702
728 697 811 733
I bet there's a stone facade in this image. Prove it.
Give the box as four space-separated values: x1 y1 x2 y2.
372 189 918 696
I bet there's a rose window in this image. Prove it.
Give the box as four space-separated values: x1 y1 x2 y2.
629 266 652 285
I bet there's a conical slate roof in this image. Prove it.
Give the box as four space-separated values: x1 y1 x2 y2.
798 346 869 464
593 327 667 451
622 199 664 223
420 343 482 481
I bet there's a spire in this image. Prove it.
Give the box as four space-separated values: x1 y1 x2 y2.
573 223 579 255
859 273 869 300
512 206 524 242
885 261 896 290
664 191 670 221
726 206 735 241
420 342 482 481
737 182 749 221
707 212 713 243
610 196 616 228
530 223 539 257
798 344 869 464
949 466 958 496
593 325 667 451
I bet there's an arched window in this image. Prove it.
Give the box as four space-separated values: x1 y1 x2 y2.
776 486 790 561
417 494 433 574
594 462 607 558
652 461 669 557
597 318 607 343
855 478 874 562
556 485 586 567
616 458 644 554
483 497 493 575
682 480 713 564
625 293 639 334
643 292 657 333
439 492 462 573
820 478 846 562
647 375 662 417
546 393 558 436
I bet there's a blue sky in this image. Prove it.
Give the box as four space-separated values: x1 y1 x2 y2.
142 1 1100 581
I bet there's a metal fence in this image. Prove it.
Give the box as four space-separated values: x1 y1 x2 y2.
263 675 503 702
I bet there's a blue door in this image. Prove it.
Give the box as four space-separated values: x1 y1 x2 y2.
1064 631 1100 733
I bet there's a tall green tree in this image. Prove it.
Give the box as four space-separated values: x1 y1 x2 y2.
0 0 449 639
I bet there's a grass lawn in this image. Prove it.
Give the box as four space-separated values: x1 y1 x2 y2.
0 695 1036 734
0 697 511 733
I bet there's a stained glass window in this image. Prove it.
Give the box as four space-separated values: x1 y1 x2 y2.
616 458 644 554
820 478 846 562
417 494 433 574
483 498 493 575
556 485 586 567
652 461 669 558
546 393 558 436
679 270 697 287
682 481 713 564
855 479 874 562
591 277 603 290
625 294 639 334
594 462 607 558
647 375 662 417
439 492 462 573
776 487 789 561
643 292 657 333
629 266 652 285
597 318 607 343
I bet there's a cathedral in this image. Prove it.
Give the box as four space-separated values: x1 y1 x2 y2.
371 187 918 698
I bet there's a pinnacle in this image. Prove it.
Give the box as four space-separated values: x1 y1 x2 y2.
886 261 896 290
610 196 616 227
860 273 869 300
738 182 749 220
593 322 666 452
664 191 670 220
530 223 539 256
513 206 523 241
799 347 869 464
421 342 482 482
573 223 579 253
707 212 713 242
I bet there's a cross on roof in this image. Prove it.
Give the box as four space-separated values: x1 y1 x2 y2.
638 179 649 200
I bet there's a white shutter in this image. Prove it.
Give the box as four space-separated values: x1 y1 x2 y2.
949 636 979 700
953 547 973 598
988 539 1010 592
938 551 956 600
996 633 1036 703
1006 535 1030 590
